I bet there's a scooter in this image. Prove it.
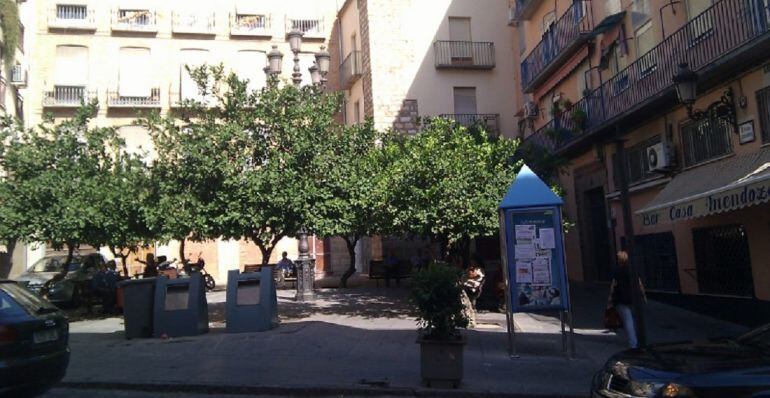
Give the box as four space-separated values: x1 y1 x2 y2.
181 258 216 291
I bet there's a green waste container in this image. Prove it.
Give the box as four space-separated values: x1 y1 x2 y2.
118 277 156 339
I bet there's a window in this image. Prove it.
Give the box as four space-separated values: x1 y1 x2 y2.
453 87 477 115
179 49 209 100
54 45 88 87
692 224 754 297
118 126 154 164
353 101 361 124
448 17 472 61
290 18 322 35
756 86 770 143
635 233 680 292
612 135 661 188
631 0 651 28
635 21 657 77
119 47 152 97
118 9 152 26
234 50 267 93
57 4 87 20
541 11 555 34
686 0 714 42
681 118 732 167
236 14 267 30
608 43 630 95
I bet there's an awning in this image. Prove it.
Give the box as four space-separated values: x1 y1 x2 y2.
591 12 626 38
636 147 770 226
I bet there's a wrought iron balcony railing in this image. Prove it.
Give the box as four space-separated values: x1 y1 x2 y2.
48 4 96 30
108 88 161 108
111 9 158 32
440 113 500 136
512 0 539 23
340 51 363 89
524 0 770 155
434 41 495 69
520 0 592 92
287 18 324 38
42 85 94 107
230 13 271 36
172 12 216 35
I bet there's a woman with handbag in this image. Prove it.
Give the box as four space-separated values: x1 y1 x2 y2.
607 251 646 349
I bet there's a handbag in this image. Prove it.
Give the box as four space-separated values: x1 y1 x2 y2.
604 306 623 330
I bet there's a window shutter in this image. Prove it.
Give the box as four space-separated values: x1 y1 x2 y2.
119 47 151 97
55 45 88 86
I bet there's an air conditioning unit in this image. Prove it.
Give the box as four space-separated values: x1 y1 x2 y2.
647 142 672 172
523 101 538 119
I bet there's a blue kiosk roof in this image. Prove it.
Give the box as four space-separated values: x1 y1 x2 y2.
499 164 563 209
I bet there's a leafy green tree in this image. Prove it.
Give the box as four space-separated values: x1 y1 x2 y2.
0 103 122 275
311 120 388 287
0 116 27 277
143 66 343 264
384 118 520 259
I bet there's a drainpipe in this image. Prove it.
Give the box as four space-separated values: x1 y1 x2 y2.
615 128 648 347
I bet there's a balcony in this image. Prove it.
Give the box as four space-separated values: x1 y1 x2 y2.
172 12 216 35
10 65 26 87
111 9 158 33
523 0 770 155
434 41 495 70
340 51 363 89
108 88 161 108
520 0 593 92
42 86 94 108
169 90 214 108
511 0 539 23
440 114 500 136
48 4 96 30
230 13 271 37
287 18 325 39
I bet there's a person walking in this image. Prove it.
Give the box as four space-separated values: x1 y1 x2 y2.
607 251 645 349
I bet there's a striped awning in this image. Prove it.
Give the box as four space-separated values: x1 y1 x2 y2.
636 147 770 226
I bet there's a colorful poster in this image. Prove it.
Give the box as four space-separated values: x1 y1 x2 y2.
515 261 533 283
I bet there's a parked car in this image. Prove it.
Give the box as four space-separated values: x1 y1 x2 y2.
0 280 70 397
16 253 106 307
591 323 770 398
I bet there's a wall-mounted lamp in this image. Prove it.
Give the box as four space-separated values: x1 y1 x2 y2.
672 63 738 133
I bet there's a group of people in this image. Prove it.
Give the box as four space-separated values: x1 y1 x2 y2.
89 260 121 314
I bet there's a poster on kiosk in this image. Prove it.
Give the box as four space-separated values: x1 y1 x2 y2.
498 164 574 357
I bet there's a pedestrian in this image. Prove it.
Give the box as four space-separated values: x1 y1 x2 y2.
607 251 646 349
276 251 295 277
138 253 158 278
383 251 399 287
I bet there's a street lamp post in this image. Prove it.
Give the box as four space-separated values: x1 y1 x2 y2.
294 227 315 302
287 29 304 87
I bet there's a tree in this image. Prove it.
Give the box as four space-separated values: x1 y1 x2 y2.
142 66 343 265
0 103 123 276
384 118 520 260
311 120 388 287
0 116 27 277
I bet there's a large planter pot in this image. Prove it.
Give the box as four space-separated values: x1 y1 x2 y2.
417 333 466 388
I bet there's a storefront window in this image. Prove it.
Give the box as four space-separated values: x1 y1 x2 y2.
692 224 754 297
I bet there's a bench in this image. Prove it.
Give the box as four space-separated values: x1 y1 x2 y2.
368 260 412 287
243 263 297 289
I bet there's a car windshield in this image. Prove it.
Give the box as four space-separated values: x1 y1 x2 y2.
738 324 770 353
28 256 81 273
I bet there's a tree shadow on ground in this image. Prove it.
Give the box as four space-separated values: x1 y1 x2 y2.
208 286 418 323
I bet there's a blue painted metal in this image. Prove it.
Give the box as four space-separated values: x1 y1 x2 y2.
499 164 563 209
153 273 209 338
524 0 770 154
225 268 278 333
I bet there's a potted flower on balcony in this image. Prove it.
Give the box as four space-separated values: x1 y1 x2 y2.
411 264 469 388
570 108 587 132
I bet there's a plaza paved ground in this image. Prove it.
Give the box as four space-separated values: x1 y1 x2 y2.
44 278 749 398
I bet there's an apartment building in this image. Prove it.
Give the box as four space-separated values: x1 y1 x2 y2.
18 0 341 282
323 0 519 274
513 0 770 315
0 0 30 279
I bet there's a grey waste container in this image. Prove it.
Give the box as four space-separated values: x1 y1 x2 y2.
153 273 209 338
118 277 156 339
225 268 278 333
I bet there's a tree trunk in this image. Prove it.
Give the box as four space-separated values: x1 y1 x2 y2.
0 240 16 279
340 236 359 288
438 236 450 261
109 246 131 277
178 238 186 264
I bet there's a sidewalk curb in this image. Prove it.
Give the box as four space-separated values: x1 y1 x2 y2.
57 381 587 398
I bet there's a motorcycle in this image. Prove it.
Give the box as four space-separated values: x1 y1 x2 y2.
181 257 216 291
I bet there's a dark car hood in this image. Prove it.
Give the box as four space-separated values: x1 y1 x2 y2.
615 339 770 378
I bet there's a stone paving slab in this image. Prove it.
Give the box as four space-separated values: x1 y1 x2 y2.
57 284 748 398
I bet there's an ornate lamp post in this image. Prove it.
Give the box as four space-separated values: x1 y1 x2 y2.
315 45 331 86
294 227 315 301
287 29 304 87
672 62 739 133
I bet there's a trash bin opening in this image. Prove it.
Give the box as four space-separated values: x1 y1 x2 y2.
237 279 261 306
164 284 190 311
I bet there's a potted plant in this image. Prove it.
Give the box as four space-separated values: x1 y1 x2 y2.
570 108 587 132
411 264 469 388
